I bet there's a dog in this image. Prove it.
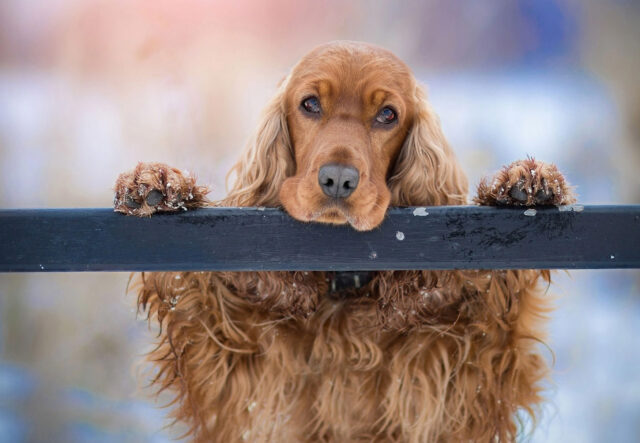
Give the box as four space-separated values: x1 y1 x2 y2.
114 41 574 442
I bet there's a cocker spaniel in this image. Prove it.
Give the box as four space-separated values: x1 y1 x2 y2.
114 41 574 442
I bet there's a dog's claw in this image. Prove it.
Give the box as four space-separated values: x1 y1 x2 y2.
534 188 552 204
508 186 528 203
125 194 141 209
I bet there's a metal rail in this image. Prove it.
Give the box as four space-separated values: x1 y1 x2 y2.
1 205 638 272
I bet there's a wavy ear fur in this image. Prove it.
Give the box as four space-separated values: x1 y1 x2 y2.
224 75 294 207
389 85 468 206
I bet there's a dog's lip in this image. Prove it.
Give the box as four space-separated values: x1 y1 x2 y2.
310 199 355 223
307 203 380 232
300 196 384 231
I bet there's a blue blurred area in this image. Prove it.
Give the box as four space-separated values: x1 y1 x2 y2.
428 68 619 204
0 362 173 443
0 409 28 443
0 363 35 443
61 388 173 443
517 0 579 64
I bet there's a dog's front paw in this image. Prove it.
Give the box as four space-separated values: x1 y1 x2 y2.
114 162 209 216
475 158 575 206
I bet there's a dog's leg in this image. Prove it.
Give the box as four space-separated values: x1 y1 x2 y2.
114 162 209 216
461 158 577 440
114 164 216 438
474 157 576 207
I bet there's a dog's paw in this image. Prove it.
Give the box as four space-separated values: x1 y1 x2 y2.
114 162 209 216
475 158 575 207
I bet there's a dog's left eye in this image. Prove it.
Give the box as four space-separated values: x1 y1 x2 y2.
375 106 397 125
301 96 321 114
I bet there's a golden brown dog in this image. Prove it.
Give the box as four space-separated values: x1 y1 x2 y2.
114 41 574 442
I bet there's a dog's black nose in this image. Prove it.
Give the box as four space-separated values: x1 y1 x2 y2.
318 164 360 199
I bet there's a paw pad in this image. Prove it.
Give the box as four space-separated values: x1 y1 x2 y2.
145 189 164 206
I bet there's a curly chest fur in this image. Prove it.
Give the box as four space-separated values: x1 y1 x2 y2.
137 269 550 442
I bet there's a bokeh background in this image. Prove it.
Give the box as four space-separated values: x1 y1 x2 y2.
1 0 639 441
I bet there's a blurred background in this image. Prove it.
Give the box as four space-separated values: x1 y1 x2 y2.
1 0 639 441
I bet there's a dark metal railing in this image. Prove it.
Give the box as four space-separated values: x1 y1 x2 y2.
1 205 638 272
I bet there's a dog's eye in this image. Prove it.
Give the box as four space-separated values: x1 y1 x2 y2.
375 107 397 125
301 96 321 114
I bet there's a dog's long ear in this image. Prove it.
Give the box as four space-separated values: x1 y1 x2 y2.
225 75 294 206
388 85 468 206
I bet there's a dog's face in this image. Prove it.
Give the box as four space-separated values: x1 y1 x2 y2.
227 41 468 229
279 44 415 231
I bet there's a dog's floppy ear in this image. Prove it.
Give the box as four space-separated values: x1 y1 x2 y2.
225 75 295 206
388 84 468 206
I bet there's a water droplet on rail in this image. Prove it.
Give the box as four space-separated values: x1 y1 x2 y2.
413 207 429 216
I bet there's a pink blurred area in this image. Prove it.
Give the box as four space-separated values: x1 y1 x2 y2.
1 1 639 442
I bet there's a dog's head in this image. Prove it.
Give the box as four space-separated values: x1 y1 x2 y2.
227 41 468 230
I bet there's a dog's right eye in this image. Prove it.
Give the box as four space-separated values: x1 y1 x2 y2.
301 96 321 115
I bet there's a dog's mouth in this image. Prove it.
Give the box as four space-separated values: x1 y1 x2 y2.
307 199 383 232
312 200 350 224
